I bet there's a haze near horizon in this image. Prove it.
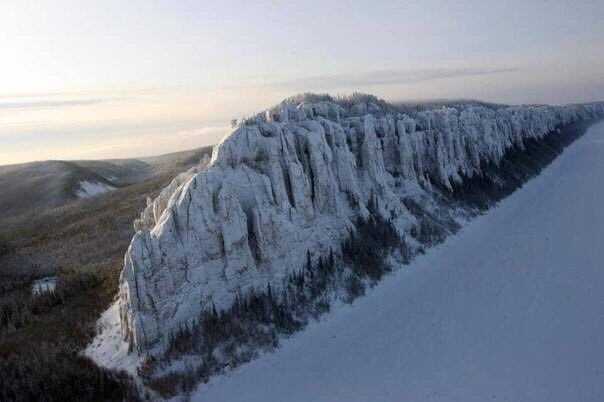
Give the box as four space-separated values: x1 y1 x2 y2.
1 0 603 165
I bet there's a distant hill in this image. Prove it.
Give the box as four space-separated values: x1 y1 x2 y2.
0 146 212 221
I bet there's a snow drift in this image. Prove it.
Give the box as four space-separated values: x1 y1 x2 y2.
118 94 604 354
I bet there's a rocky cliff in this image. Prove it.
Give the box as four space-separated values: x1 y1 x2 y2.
119 94 604 353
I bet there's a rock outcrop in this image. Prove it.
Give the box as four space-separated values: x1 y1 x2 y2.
119 94 604 353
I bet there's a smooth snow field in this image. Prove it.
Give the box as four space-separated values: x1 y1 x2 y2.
192 121 604 402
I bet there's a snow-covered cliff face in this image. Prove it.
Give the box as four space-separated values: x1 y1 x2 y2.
119 95 604 353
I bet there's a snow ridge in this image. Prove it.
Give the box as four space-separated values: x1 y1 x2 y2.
118 95 604 354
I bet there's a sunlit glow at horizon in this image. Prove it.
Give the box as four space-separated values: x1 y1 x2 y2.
1 0 603 165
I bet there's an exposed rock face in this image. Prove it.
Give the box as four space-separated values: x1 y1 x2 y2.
119 95 604 353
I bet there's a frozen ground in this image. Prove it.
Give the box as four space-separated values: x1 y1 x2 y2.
192 122 604 402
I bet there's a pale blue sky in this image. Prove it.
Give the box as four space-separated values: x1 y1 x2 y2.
1 0 603 164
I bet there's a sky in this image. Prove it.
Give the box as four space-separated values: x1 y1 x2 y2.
1 0 603 165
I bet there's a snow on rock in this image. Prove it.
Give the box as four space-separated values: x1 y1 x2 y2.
31 276 57 295
83 301 142 375
133 165 205 231
117 94 604 354
76 180 114 198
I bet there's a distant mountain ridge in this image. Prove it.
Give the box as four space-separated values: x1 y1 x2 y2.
0 147 211 221
0 160 127 219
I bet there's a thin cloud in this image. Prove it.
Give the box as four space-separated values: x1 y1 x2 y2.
0 98 108 109
0 87 166 110
235 67 517 91
0 91 81 99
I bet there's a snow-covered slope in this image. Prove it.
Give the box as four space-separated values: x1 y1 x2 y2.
192 119 604 402
75 180 115 198
0 158 154 221
118 95 604 354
